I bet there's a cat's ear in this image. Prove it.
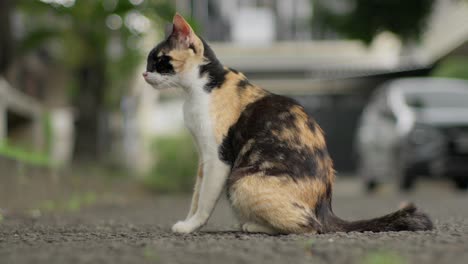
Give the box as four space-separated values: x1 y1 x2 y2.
171 13 195 48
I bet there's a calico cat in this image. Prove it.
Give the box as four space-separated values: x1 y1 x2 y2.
143 14 433 234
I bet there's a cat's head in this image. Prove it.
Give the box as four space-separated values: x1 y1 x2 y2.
143 13 213 90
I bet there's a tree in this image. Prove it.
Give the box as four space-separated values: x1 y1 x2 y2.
17 0 174 160
0 0 14 74
312 0 435 44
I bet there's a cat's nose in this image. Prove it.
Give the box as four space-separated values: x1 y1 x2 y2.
142 72 148 78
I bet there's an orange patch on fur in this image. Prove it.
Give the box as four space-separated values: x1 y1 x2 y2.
290 105 326 150
229 173 326 233
270 105 326 153
168 48 203 73
167 34 205 73
238 84 266 106
197 164 203 179
210 73 267 143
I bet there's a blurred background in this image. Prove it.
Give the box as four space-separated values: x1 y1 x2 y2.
1 0 468 213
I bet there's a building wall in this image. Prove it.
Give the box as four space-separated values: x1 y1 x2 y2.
175 0 312 42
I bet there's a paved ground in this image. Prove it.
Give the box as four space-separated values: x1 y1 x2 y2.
0 174 467 264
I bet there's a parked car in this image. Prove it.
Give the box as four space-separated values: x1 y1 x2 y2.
356 78 468 191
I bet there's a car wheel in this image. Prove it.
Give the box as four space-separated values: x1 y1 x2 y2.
454 177 468 190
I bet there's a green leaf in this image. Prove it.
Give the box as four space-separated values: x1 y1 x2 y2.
19 29 62 53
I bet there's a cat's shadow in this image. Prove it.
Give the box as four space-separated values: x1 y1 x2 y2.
171 229 293 237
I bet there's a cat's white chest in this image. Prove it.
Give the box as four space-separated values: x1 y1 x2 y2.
183 92 217 161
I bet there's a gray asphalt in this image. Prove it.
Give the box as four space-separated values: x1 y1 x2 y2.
0 178 467 264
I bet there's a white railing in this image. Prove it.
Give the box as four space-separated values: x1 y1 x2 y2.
0 77 44 151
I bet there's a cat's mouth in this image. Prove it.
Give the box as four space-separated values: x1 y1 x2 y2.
142 72 151 82
142 72 157 85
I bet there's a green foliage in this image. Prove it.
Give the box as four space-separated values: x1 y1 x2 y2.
39 191 98 212
0 140 52 167
144 133 198 193
432 56 468 80
313 0 435 44
363 251 406 264
42 112 53 155
14 0 178 158
16 0 175 108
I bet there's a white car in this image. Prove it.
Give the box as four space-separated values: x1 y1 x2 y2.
356 78 468 191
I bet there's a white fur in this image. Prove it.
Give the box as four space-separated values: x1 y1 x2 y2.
146 65 230 234
144 71 181 90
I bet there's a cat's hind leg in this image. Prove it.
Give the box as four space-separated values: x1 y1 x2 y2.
229 172 325 234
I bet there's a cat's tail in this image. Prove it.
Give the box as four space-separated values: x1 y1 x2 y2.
318 203 433 233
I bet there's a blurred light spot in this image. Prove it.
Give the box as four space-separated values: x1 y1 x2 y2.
321 0 355 15
106 14 123 30
127 35 141 50
62 0 75 7
102 0 118 11
40 0 75 7
129 0 144 6
125 11 150 34
108 35 123 60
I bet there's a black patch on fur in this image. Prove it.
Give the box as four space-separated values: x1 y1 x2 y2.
325 180 333 201
146 40 175 75
307 118 318 134
314 198 433 234
229 68 239 74
199 38 227 92
221 94 331 186
237 78 251 89
292 202 306 210
314 147 328 160
344 203 433 233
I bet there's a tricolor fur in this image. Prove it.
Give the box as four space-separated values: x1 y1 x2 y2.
143 14 433 234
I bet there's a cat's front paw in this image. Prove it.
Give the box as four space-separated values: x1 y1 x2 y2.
172 220 197 234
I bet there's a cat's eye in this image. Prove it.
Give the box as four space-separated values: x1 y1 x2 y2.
152 56 163 67
152 55 174 74
154 56 164 64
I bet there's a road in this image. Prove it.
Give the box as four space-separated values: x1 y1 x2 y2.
0 177 467 264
